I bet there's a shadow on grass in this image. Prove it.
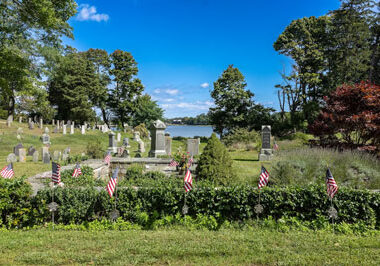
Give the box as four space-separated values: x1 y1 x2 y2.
233 158 259 162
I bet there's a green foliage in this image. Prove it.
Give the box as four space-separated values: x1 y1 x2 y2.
133 124 149 138
223 128 260 151
86 138 105 159
196 133 234 183
60 166 105 188
132 94 164 127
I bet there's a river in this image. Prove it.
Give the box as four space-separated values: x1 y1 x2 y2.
166 125 216 138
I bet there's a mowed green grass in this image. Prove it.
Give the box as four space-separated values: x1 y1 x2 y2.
0 229 379 265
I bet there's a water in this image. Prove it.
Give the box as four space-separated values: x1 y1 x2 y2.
166 125 216 138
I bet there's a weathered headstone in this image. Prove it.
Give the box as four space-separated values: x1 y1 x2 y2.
121 149 130 158
53 150 61 161
39 118 43 129
28 117 32 123
117 133 121 142
32 151 39 162
41 132 50 144
27 146 36 156
259 125 273 161
187 139 199 156
165 134 172 155
19 117 22 123
62 124 67 135
57 120 60 130
64 147 71 155
17 127 23 135
42 147 50 164
81 125 85 135
13 143 24 156
7 153 17 163
53 127 58 133
52 119 55 126
134 152 142 158
44 127 49 134
122 137 130 148
70 125 74 134
148 120 166 157
108 132 117 153
138 140 145 153
133 131 140 141
18 148 26 162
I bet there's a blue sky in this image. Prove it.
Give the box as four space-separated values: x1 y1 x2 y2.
65 0 341 118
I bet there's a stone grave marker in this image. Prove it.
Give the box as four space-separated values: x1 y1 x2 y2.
19 117 22 123
138 140 145 153
81 125 85 135
28 122 34 130
108 132 117 153
7 153 17 163
39 118 43 129
17 127 23 135
42 147 50 164
27 146 36 156
117 133 121 142
133 131 140 141
44 127 49 134
148 120 166 157
123 137 130 148
187 139 199 157
28 117 32 123
122 149 130 158
13 143 24 156
32 151 39 162
53 127 58 133
70 125 74 134
258 125 273 161
19 148 26 162
52 119 55 126
62 124 67 135
53 151 61 161
57 120 60 129
165 133 172 155
41 132 50 145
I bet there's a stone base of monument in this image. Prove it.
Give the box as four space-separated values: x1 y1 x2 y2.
148 150 166 158
259 149 273 161
108 147 118 153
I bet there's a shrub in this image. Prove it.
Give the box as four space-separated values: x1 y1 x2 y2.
223 128 260 147
86 138 104 159
196 133 235 183
134 124 149 138
60 166 105 187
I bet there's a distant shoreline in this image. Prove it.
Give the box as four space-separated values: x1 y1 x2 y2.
166 124 212 127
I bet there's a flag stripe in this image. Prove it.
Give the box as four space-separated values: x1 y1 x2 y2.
258 166 269 189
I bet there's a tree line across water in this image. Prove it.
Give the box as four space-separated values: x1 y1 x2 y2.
0 0 379 152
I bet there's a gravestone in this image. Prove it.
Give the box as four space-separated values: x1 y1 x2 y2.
134 152 142 158
44 127 49 134
123 137 131 148
52 119 55 126
13 143 24 156
17 127 23 134
121 149 130 158
28 122 34 130
148 120 166 157
81 125 85 135
138 140 145 153
57 120 60 130
7 153 17 163
62 125 67 135
28 118 32 123
133 131 140 141
41 132 50 145
64 147 71 155
67 120 71 126
53 151 61 161
165 134 172 155
32 151 39 162
108 132 117 153
187 139 199 156
39 118 43 129
117 133 121 142
258 125 273 161
53 127 58 133
16 134 21 141
18 148 26 162
117 147 125 156
27 146 36 156
19 117 22 123
70 125 74 134
42 147 50 164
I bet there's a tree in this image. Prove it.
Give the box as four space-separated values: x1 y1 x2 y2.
132 94 164 127
196 133 234 183
108 50 144 129
0 0 77 118
208 65 254 137
309 82 380 152
48 51 98 123
84 48 111 126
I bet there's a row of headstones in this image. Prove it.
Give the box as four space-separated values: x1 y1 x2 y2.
7 145 70 164
164 135 200 156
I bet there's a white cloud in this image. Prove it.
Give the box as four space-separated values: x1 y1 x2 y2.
165 89 179 95
161 101 212 111
163 98 175 102
154 88 161 94
76 4 109 22
200 82 209 88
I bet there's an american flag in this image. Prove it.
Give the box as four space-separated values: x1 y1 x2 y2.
72 163 82 178
1 163 14 179
52 162 61 184
326 168 338 199
258 166 269 189
106 167 119 198
184 169 193 192
169 159 179 167
104 151 111 166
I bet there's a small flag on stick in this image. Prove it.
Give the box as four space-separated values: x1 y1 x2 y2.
273 141 279 151
188 156 194 167
184 169 193 192
104 151 111 166
169 159 179 167
72 163 82 178
326 168 338 199
0 163 14 179
258 166 269 189
52 162 61 184
107 167 119 198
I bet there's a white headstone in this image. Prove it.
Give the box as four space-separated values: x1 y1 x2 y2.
81 125 85 135
117 133 121 142
70 125 74 134
62 124 67 135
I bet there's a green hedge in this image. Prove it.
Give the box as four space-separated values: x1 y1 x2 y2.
0 178 379 229
31 185 380 228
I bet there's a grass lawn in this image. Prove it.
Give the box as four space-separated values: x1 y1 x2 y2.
0 229 378 265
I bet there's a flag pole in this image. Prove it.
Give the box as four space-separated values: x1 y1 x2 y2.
330 196 335 234
115 165 118 211
52 183 55 230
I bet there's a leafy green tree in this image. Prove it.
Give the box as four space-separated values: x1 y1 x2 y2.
196 133 234 183
48 51 97 123
208 65 254 137
132 94 164 127
0 0 77 118
108 50 144 128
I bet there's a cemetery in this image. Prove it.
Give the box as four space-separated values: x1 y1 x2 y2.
0 0 379 264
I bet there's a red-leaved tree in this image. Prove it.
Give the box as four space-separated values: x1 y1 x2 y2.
309 81 380 153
